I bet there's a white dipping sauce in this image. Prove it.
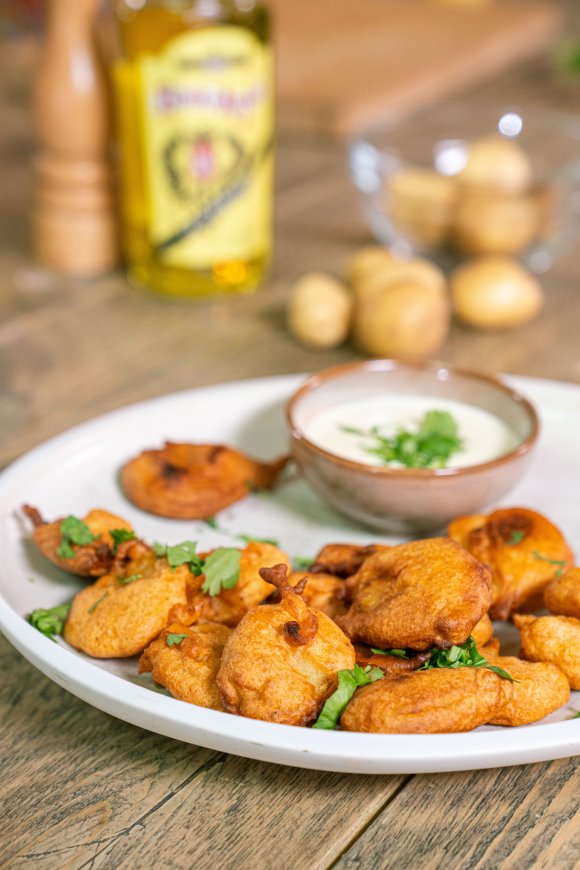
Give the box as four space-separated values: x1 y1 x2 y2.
304 395 519 468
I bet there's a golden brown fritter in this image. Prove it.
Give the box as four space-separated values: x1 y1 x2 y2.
544 568 580 619
22 505 133 577
217 564 355 725
471 613 494 648
354 645 431 675
139 622 231 709
120 442 288 519
449 507 574 620
480 638 501 657
337 538 492 651
182 542 291 628
340 667 505 733
64 553 199 658
309 543 389 578
514 613 580 690
287 571 348 621
486 655 570 726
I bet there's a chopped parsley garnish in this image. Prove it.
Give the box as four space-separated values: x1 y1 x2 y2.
341 410 464 470
88 592 109 614
572 712 580 719
419 637 514 681
507 530 525 547
57 516 96 560
117 573 142 586
29 604 70 640
533 551 567 577
293 556 314 571
166 633 188 647
201 547 242 596
204 517 220 530
371 648 408 658
153 540 241 597
312 664 384 730
110 528 136 553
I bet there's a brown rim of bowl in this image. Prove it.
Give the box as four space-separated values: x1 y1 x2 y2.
286 359 540 479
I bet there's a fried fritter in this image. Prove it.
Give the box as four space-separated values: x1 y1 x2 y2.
354 645 431 675
449 508 574 620
64 549 199 658
180 542 291 628
544 568 580 619
120 442 288 519
340 667 505 733
22 505 133 578
514 613 580 690
471 613 494 648
287 571 348 621
485 655 570 726
217 564 355 725
309 543 390 578
480 637 501 656
337 538 492 651
139 622 231 709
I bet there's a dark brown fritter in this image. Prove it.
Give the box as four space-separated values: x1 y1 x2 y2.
22 505 134 578
449 507 574 620
120 442 289 519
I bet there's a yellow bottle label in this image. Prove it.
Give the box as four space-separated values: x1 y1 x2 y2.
138 26 273 269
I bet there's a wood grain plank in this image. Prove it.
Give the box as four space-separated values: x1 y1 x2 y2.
333 759 580 870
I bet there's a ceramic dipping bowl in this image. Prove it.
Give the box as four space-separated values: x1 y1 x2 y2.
287 360 539 534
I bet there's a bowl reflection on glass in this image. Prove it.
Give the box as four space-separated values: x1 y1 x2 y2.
287 360 539 535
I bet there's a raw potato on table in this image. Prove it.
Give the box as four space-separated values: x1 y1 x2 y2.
448 507 574 619
120 442 289 519
341 667 506 734
337 537 492 651
140 622 231 710
514 613 580 691
217 564 355 726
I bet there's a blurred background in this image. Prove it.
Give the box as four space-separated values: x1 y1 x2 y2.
1 0 580 466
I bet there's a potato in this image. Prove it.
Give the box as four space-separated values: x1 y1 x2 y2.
287 272 353 349
353 255 447 306
453 189 540 255
459 135 533 195
353 281 451 358
451 256 544 330
346 246 398 289
387 166 457 246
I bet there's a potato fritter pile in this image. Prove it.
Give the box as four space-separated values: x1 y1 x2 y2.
24 502 578 734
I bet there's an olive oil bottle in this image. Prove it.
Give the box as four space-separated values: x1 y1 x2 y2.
113 0 273 297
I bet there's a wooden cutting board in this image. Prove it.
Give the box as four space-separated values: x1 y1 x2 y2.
272 0 562 137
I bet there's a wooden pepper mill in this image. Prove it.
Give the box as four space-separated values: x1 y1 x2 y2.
33 0 119 276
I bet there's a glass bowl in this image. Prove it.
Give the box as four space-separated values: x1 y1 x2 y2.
349 103 580 273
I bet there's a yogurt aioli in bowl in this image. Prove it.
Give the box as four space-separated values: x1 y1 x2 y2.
304 395 519 469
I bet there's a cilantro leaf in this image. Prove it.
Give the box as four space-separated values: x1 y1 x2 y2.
57 515 96 559
204 517 220 529
116 573 142 586
341 410 464 470
166 632 188 647
533 551 567 577
153 541 205 575
29 604 70 640
293 556 314 571
110 528 136 553
88 592 109 614
312 664 384 730
201 548 241 596
419 636 514 681
507 530 525 547
370 647 408 658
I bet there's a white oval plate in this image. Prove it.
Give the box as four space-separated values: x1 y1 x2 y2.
0 374 578 773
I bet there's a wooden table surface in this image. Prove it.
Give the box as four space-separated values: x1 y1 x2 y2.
2 7 580 868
